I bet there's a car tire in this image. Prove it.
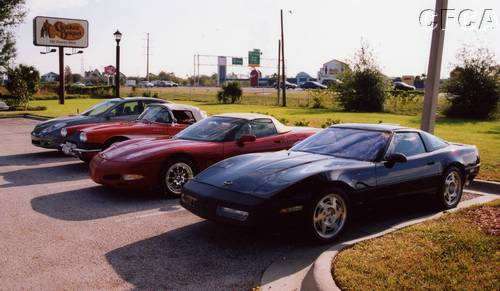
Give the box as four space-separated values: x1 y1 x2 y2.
436 166 464 209
305 187 350 244
160 157 197 198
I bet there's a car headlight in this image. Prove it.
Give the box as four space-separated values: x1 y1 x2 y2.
60 128 67 137
41 122 66 134
79 132 87 142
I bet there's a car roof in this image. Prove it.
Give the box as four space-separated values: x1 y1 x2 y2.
333 123 408 132
213 113 291 133
214 113 275 120
108 97 169 103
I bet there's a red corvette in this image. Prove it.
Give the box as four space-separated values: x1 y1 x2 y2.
90 113 319 196
61 103 206 162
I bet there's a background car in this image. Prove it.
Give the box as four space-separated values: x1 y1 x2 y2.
62 103 206 162
321 78 342 87
274 81 298 89
0 101 9 111
393 81 416 91
300 81 327 89
181 123 480 243
31 97 167 150
138 81 155 88
89 113 319 196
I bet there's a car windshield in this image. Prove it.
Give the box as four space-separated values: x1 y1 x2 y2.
175 116 245 142
291 127 391 161
82 100 120 117
138 106 172 123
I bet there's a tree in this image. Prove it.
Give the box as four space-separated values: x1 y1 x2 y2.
217 81 242 104
72 73 83 83
0 0 26 68
5 64 40 109
444 46 499 119
64 65 73 84
337 42 388 112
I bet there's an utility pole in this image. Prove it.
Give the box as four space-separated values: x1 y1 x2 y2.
146 32 150 82
280 9 286 107
58 47 65 105
197 54 200 86
277 39 281 105
193 54 196 87
421 0 447 133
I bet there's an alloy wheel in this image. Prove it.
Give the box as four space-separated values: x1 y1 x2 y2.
165 162 194 195
443 171 462 206
313 193 347 239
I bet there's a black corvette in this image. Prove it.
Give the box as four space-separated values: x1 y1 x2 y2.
181 123 480 243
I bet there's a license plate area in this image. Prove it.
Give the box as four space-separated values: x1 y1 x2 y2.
62 142 76 155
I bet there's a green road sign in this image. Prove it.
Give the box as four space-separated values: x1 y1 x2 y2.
248 49 261 67
232 57 243 65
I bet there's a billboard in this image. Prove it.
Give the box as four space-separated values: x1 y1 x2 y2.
33 16 89 48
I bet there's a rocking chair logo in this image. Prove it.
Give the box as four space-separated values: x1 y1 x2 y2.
40 20 85 41
33 16 89 48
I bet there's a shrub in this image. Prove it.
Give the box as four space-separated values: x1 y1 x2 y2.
279 117 289 125
293 120 310 127
443 47 499 119
217 81 242 104
310 90 328 109
142 91 152 97
66 85 114 98
337 43 388 112
321 118 341 128
5 65 40 110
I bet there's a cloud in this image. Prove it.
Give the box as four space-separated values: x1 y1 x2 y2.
26 0 99 16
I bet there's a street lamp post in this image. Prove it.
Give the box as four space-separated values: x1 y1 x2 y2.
114 30 122 98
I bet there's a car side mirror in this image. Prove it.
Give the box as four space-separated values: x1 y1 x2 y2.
385 152 407 164
237 134 256 146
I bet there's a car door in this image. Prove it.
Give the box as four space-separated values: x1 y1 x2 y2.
223 118 285 157
375 131 440 199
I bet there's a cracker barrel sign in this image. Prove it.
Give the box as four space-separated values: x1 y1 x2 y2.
33 16 89 48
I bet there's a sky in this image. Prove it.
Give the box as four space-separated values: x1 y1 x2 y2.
13 0 500 79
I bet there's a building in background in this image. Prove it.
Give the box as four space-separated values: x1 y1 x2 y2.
296 72 313 86
41 72 59 82
317 59 347 83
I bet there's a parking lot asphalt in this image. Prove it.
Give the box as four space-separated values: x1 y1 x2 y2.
0 117 489 290
0 118 301 290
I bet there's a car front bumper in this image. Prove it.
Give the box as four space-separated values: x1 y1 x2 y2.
31 133 63 149
89 154 161 191
60 141 101 161
180 180 278 227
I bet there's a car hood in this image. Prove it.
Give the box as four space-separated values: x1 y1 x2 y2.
194 150 370 198
80 121 134 133
34 115 91 132
101 138 206 162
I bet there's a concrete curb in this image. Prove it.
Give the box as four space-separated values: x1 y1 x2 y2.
0 113 51 121
467 179 500 195
308 194 499 291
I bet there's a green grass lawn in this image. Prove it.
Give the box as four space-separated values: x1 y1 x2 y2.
1 97 499 181
333 199 500 291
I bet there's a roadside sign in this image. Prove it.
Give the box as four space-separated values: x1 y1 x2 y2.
104 65 116 75
33 16 89 48
232 57 243 65
248 49 261 67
